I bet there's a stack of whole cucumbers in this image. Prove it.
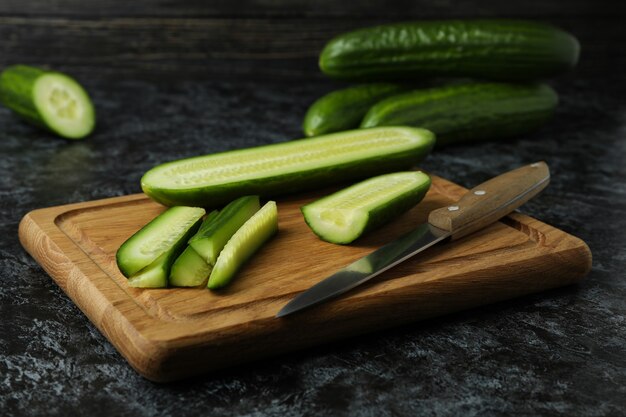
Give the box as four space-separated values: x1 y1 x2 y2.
303 20 580 145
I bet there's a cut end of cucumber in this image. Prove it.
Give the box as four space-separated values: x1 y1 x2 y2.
34 73 95 139
302 207 369 244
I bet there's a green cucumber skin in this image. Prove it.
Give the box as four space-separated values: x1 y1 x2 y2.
127 218 203 288
0 65 95 139
116 206 205 277
320 20 580 81
189 196 260 264
302 172 431 244
169 246 212 287
361 83 558 145
303 83 406 136
142 128 436 208
0 66 47 129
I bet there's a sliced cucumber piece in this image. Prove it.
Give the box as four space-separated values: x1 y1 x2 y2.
128 252 171 288
141 127 435 207
302 171 431 244
169 246 213 287
126 213 204 288
208 201 278 289
116 206 206 277
0 65 95 139
189 196 260 264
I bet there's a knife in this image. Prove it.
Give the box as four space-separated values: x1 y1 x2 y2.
276 161 550 318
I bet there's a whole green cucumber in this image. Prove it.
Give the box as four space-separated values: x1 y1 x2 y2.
303 83 406 136
320 20 580 81
360 82 558 145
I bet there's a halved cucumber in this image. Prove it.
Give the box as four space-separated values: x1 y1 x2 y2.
141 127 435 207
0 65 95 139
169 246 213 287
302 83 406 137
189 196 260 264
301 171 431 244
116 206 206 278
208 201 278 289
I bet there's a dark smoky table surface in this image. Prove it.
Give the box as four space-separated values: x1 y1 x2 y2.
1 1 625 416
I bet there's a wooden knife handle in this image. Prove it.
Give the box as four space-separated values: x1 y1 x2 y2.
428 161 550 240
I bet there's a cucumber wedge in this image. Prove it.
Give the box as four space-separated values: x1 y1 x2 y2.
208 201 278 289
126 215 205 288
361 83 557 145
116 206 206 278
169 246 213 287
302 171 431 244
189 196 260 264
141 127 435 207
319 20 580 81
302 83 406 136
0 65 95 139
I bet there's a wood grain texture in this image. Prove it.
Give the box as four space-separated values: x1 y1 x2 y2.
18 175 591 382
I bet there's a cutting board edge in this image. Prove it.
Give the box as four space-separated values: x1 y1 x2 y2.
18 205 172 379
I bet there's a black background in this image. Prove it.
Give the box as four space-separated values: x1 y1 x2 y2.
1 1 625 416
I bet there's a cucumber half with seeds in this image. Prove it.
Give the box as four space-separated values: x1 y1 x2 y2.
208 201 278 289
189 196 260 264
116 206 205 280
0 65 95 139
141 127 435 207
302 171 431 244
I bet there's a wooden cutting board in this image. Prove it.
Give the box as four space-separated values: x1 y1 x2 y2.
19 175 591 382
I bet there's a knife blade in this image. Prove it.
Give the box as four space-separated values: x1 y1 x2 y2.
276 161 550 318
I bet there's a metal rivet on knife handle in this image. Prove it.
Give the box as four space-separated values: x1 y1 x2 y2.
428 162 550 240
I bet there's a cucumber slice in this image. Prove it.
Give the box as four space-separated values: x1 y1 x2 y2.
208 201 278 289
141 127 435 207
189 196 260 264
126 213 204 288
128 252 171 288
301 171 431 244
116 206 206 277
0 65 95 139
169 246 213 287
